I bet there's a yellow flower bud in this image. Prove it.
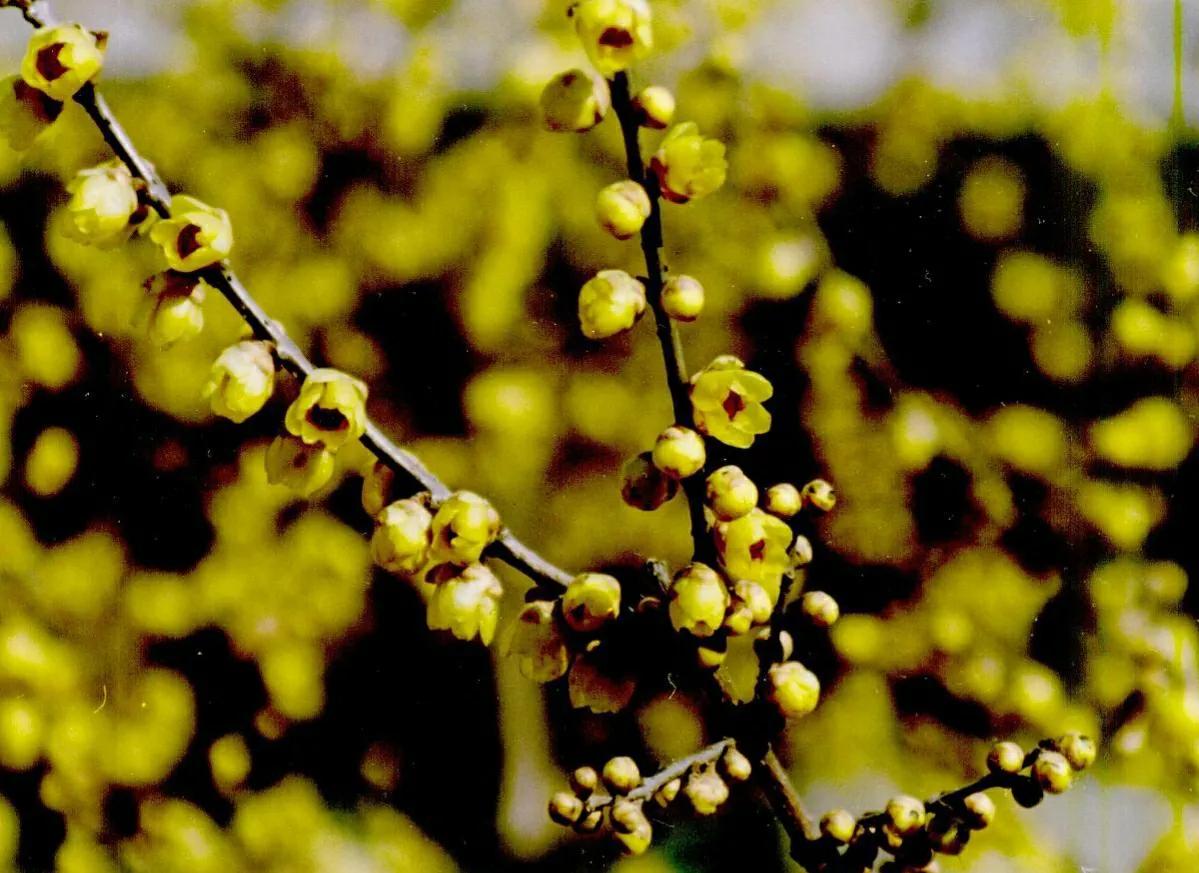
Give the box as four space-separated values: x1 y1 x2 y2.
575 809 603 833
141 271 207 347
1032 750 1072 794
429 491 501 565
714 508 793 595
0 75 61 150
370 498 433 575
802 478 836 512
661 274 705 322
722 602 753 636
790 535 814 568
764 483 802 518
651 425 706 478
613 815 652 855
733 580 773 625
284 367 369 452
720 747 752 782
203 340 275 423
961 792 995 829
621 451 678 510
578 269 646 340
572 0 653 77
651 122 727 204
504 601 570 682
690 360 772 448
885 795 926 836
426 563 503 645
264 435 335 498
654 777 681 807
705 465 758 520
64 161 142 248
777 629 794 661
1056 732 1097 771
20 24 105 102
696 638 727 669
149 194 233 273
602 756 641 794
540 68 610 132
820 809 856 843
548 790 584 826
632 84 674 129
767 660 820 719
562 573 622 633
570 766 600 798
801 591 839 628
684 767 728 815
987 741 1025 775
361 460 397 518
668 562 729 638
596 180 650 239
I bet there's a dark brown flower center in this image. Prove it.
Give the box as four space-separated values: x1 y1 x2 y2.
749 539 767 562
599 27 634 48
722 389 746 420
307 405 348 432
36 44 68 82
177 224 204 259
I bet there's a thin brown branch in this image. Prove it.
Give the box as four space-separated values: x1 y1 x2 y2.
584 739 734 812
11 3 574 591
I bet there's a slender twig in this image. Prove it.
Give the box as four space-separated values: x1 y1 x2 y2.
584 738 734 813
11 2 573 590
609 72 712 563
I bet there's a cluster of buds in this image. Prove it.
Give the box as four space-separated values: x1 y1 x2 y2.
0 23 104 149
548 743 753 855
363 475 506 646
803 735 1096 871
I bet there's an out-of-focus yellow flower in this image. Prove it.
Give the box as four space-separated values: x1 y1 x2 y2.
1162 232 1199 301
958 156 1024 241
572 0 653 77
426 563 502 645
11 303 81 389
562 572 622 633
632 84 674 129
428 490 501 566
714 508 792 598
23 426 78 497
578 269 646 339
0 75 61 150
370 498 433 576
264 435 335 498
140 272 207 348
149 195 233 273
209 734 250 794
260 642 324 720
284 368 368 452
64 162 143 248
20 24 105 102
568 642 635 713
988 405 1067 476
651 122 727 203
596 180 650 240
502 600 570 682
1090 398 1193 471
690 357 772 448
203 341 275 424
668 563 729 638
991 251 1076 324
1077 480 1163 551
541 68 610 132
813 270 873 338
0 697 42 771
767 660 820 719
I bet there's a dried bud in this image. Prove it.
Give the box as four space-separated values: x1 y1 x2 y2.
621 451 679 511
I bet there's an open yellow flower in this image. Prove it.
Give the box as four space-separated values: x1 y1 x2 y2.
283 368 369 452
64 162 142 248
573 0 653 77
428 490 501 566
370 499 433 576
426 563 503 646
714 508 793 599
690 357 773 448
20 24 105 102
541 68 610 133
651 122 727 204
150 195 233 272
